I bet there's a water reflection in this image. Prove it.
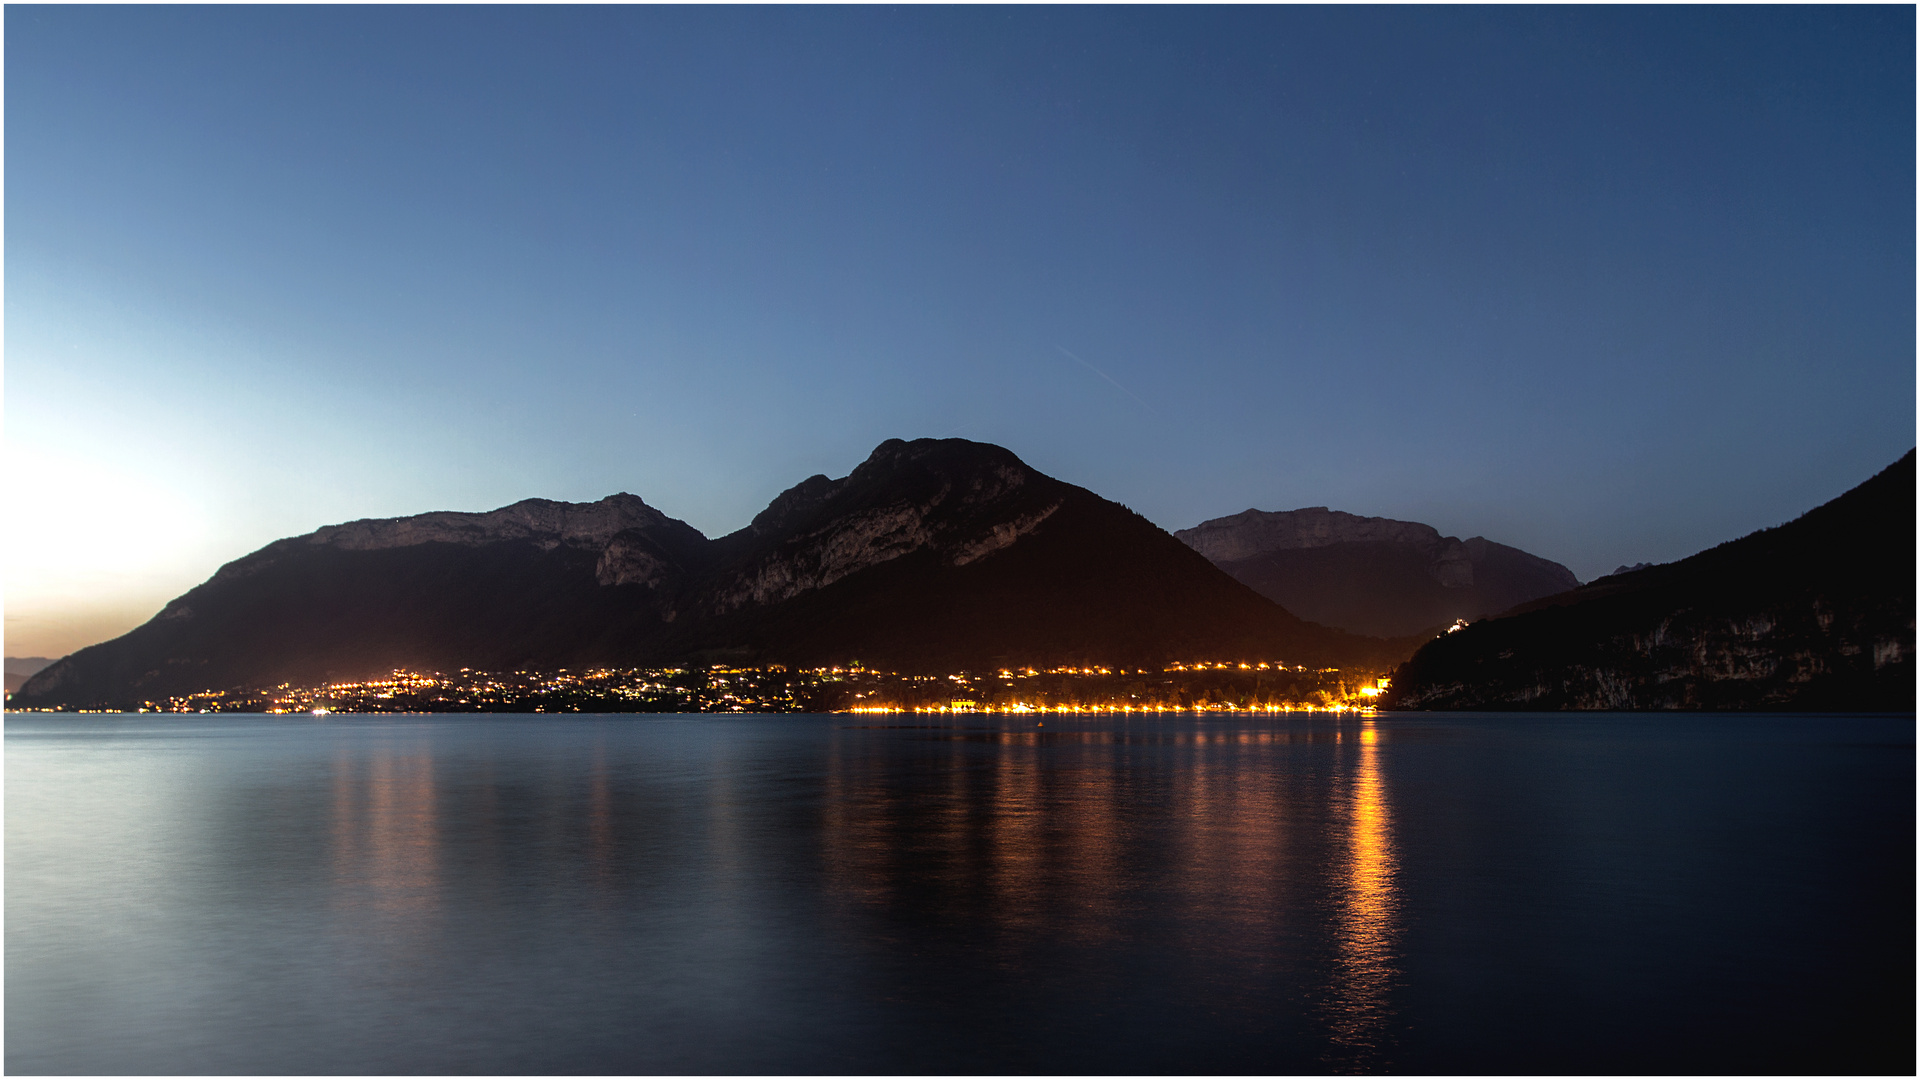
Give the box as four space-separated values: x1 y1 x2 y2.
1322 721 1400 1071
329 743 442 919
818 716 1405 1055
10 712 1901 1075
310 716 1403 1066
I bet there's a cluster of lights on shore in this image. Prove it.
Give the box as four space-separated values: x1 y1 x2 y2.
72 659 1392 716
841 699 1384 716
843 663 1391 715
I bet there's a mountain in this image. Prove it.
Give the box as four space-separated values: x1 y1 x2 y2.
1176 507 1580 637
4 657 58 695
1383 451 1916 711
14 439 1405 709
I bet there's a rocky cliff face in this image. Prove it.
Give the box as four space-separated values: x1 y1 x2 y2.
1175 508 1579 638
302 494 675 552
1383 451 1916 711
705 441 1061 613
14 439 1402 709
199 494 710 583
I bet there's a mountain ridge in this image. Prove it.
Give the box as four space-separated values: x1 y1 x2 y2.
16 439 1407 709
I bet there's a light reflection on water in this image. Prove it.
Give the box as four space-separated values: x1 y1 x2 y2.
1324 722 1399 1070
330 745 443 919
6 712 1911 1074
815 719 1408 1064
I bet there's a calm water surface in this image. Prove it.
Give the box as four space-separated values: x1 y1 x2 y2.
7 711 1912 1074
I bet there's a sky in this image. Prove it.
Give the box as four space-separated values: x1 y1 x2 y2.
5 6 1914 658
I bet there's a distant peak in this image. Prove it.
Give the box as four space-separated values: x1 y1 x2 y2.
1177 507 1442 562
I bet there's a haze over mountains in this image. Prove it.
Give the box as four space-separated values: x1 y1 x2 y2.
1176 508 1580 638
14 439 1406 710
1385 451 1916 711
4 657 56 695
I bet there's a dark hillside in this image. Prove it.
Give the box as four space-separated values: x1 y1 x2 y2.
1384 451 1916 711
673 486 1400 671
15 540 685 708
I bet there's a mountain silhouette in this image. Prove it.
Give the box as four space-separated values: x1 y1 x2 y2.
15 439 1406 709
1176 507 1579 637
1384 450 1915 710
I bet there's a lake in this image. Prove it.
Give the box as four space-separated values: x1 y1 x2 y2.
6 711 1912 1074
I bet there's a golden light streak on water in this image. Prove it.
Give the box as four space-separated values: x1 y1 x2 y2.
1323 721 1401 1071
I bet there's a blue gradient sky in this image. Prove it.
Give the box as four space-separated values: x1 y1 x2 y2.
6 6 1913 656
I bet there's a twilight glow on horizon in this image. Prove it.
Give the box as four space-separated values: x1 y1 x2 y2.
5 6 1913 658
